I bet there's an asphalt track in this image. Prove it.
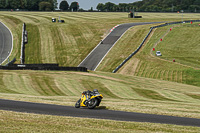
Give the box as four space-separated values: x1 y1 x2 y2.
78 22 161 71
0 99 200 127
0 22 12 65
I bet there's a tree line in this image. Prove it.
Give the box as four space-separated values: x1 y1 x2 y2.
59 0 79 11
97 0 200 12
0 0 57 11
0 0 80 11
1 0 199 12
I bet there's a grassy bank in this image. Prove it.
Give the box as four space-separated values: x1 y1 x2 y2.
0 12 200 131
0 11 199 118
0 12 199 66
110 22 200 87
0 70 200 119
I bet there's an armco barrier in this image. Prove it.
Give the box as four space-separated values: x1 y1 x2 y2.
20 23 28 64
112 20 200 73
8 64 59 67
0 64 87 72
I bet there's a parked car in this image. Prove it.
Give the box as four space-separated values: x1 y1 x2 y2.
156 51 162 56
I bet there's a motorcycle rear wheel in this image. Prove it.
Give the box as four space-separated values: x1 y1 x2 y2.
88 98 98 109
75 98 81 108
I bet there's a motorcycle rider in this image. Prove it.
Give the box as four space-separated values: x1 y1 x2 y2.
75 89 103 109
93 89 99 94
83 89 99 99
83 90 92 99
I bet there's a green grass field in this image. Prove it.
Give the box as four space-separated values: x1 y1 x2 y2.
112 23 200 87
0 12 200 132
0 70 200 118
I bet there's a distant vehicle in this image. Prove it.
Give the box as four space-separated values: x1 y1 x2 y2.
156 51 162 56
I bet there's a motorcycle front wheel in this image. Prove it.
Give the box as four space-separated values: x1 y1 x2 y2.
75 98 81 108
88 98 98 109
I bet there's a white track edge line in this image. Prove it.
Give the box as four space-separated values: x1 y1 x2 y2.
93 25 135 71
0 22 13 65
77 24 122 67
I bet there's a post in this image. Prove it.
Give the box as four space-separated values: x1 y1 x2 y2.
181 10 184 23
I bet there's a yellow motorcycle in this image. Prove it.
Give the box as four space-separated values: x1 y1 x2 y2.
75 89 103 109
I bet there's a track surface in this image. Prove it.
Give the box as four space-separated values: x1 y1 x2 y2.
78 22 160 71
0 99 200 127
0 22 12 65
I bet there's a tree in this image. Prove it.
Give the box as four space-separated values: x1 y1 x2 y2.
104 2 115 11
70 1 79 11
39 1 53 11
89 7 93 11
26 0 40 10
0 0 6 8
96 3 104 11
189 5 200 11
194 0 200 5
48 0 58 10
9 0 21 9
20 0 27 9
59 0 69 11
52 0 58 9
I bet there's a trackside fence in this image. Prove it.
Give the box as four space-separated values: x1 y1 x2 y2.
20 23 28 64
112 20 200 73
0 64 87 72
9 24 88 72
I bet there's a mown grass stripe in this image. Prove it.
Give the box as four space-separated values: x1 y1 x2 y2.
186 94 200 100
43 76 66 96
132 88 179 102
54 79 76 96
39 25 56 63
30 74 65 96
0 72 18 94
81 79 120 99
10 14 40 23
142 64 149 77
165 70 169 81
31 75 48 95
137 61 145 77
25 24 42 64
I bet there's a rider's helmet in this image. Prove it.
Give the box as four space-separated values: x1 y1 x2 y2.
93 89 98 94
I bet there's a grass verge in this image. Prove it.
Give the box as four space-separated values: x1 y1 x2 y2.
0 110 199 133
0 70 200 119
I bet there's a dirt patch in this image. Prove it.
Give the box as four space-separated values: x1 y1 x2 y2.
119 58 140 75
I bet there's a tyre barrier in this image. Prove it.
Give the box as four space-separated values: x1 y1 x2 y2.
5 58 16 66
112 20 200 73
0 64 88 72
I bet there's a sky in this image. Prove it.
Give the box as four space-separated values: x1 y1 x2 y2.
57 0 140 10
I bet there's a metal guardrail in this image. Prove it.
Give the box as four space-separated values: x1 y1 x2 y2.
112 20 200 73
0 65 88 72
20 23 27 64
